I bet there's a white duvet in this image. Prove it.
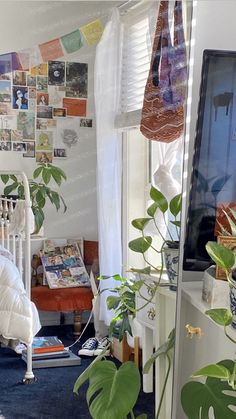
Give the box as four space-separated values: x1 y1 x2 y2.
0 255 41 345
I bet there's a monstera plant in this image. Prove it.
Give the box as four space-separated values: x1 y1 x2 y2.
0 163 67 233
181 241 236 418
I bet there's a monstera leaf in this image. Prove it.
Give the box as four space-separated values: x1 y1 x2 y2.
181 360 236 419
74 360 141 419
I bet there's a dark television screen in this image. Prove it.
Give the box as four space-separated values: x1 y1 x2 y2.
184 49 236 271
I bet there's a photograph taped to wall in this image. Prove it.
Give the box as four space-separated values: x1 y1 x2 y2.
28 100 36 112
37 92 49 106
29 87 36 99
36 76 48 92
53 107 66 117
27 75 36 86
0 129 11 141
11 129 23 141
12 86 28 110
37 105 53 119
13 71 27 86
62 97 86 117
0 141 11 151
0 54 12 80
17 112 35 139
65 62 88 98
31 63 48 76
0 103 11 115
216 235 236 279
48 61 65 86
12 142 27 152
36 151 52 163
0 81 11 103
56 117 79 148
54 148 67 158
80 118 92 128
23 141 35 158
36 130 53 151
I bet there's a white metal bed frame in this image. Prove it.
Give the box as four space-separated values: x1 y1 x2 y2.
0 171 35 383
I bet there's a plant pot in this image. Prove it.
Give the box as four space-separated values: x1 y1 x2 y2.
126 315 143 349
163 246 179 291
229 280 236 329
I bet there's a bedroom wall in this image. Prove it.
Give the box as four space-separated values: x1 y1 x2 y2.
0 1 117 241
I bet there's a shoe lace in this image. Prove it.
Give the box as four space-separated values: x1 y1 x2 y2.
82 338 97 349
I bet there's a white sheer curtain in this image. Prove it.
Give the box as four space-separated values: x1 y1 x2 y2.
94 9 123 325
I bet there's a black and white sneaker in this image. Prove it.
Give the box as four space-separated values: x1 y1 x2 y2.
93 337 111 356
78 338 98 356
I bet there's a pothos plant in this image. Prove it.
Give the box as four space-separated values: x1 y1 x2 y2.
99 185 181 341
181 241 236 418
0 163 67 233
74 185 180 419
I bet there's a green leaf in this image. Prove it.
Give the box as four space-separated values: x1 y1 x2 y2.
132 218 153 231
150 186 168 213
51 165 67 181
86 361 140 419
136 415 148 419
143 328 175 373
42 168 51 185
169 194 182 216
9 175 18 182
205 308 233 326
18 184 25 199
107 295 121 310
130 266 151 275
4 182 18 196
192 364 231 380
50 167 62 186
73 353 107 395
118 313 133 340
59 194 67 213
181 360 236 419
112 274 127 282
170 220 181 228
36 190 46 209
33 166 44 179
50 191 60 211
128 236 152 253
206 241 235 272
147 202 159 217
33 207 45 232
0 175 9 184
222 209 236 236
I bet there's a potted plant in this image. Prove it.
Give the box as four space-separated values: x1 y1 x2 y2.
181 241 236 418
0 162 67 234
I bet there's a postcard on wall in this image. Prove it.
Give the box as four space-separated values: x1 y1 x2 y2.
36 151 53 163
31 63 48 77
41 242 89 289
80 118 92 128
0 141 11 151
53 108 66 117
28 99 36 112
0 103 11 115
62 98 86 117
12 130 23 141
65 62 88 98
27 75 36 86
17 112 35 140
12 142 27 152
0 129 11 141
0 115 17 130
54 148 67 158
0 81 11 103
37 92 49 106
0 53 12 80
48 61 65 86
29 87 36 99
12 86 28 110
37 106 53 119
36 130 53 151
48 85 64 107
13 71 27 86
56 117 79 148
23 141 35 158
37 76 48 92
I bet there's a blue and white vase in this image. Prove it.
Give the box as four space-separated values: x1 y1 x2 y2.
164 247 179 291
229 280 236 329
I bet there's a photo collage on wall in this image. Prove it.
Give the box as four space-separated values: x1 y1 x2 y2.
0 58 93 161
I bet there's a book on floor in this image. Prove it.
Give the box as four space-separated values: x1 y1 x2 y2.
22 350 82 368
22 348 70 361
32 336 64 354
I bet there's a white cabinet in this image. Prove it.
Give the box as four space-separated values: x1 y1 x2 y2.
136 279 176 418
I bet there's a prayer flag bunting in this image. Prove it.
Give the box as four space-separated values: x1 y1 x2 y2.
61 29 83 54
80 19 104 46
39 38 64 62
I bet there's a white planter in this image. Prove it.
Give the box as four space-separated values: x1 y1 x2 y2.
126 316 143 349
163 246 179 291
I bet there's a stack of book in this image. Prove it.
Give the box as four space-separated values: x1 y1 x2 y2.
22 336 81 368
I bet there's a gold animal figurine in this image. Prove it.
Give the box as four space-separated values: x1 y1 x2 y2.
185 324 203 338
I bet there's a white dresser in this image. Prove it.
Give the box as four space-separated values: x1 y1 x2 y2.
136 277 176 418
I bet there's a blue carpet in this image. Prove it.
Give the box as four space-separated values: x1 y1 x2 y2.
0 325 155 419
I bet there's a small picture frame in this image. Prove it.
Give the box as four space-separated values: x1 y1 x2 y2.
216 235 236 279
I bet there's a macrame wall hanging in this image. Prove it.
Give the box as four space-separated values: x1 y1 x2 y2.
140 0 187 143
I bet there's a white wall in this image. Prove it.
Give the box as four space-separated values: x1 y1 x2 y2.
0 1 118 240
174 1 236 417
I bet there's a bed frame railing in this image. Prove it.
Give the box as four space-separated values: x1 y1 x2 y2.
0 171 35 383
